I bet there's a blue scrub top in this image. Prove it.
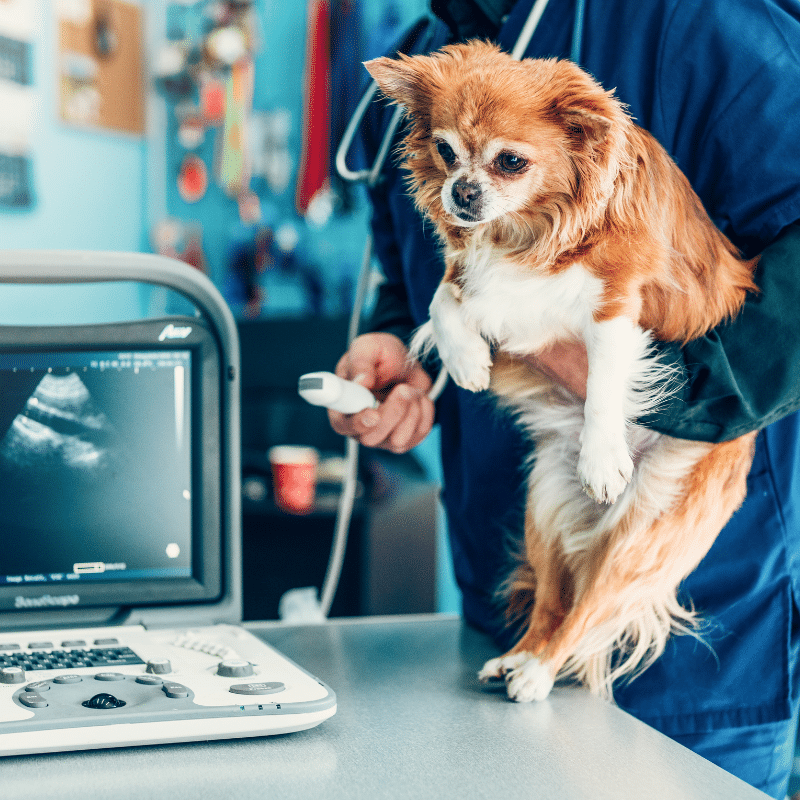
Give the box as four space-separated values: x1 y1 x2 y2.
365 0 800 750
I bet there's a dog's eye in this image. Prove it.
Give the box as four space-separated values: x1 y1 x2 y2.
435 140 457 167
497 152 527 173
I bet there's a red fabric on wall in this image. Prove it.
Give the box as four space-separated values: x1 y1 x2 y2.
295 0 331 215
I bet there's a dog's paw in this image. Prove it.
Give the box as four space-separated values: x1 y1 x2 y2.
479 652 554 702
578 433 633 504
437 329 492 393
478 652 529 683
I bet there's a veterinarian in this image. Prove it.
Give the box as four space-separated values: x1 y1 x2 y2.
328 1 800 795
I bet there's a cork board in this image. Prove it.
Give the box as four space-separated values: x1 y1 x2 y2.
57 0 144 136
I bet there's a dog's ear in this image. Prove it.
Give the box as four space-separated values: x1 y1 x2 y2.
363 55 430 110
549 62 619 147
560 108 613 147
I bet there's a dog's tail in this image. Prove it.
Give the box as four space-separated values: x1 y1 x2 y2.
500 544 704 701
560 590 702 700
503 431 756 701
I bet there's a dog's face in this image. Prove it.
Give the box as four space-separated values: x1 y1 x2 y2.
428 123 551 227
365 42 627 232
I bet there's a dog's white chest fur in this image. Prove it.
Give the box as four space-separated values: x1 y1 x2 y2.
456 248 603 352
411 239 665 506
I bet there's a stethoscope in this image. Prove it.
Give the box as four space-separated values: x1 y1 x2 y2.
304 0 587 620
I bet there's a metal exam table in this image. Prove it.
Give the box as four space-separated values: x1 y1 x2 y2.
2 615 768 799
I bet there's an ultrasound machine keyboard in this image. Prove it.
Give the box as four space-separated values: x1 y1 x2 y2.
0 624 336 755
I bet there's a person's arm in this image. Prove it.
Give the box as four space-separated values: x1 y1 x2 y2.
328 144 436 454
532 223 800 443
366 252 417 344
640 222 800 442
327 332 434 452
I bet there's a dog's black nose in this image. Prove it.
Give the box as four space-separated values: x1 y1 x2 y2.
451 180 482 209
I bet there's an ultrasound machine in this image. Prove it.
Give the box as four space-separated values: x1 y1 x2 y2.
0 251 335 755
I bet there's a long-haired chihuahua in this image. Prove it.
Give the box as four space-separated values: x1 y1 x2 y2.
365 41 758 702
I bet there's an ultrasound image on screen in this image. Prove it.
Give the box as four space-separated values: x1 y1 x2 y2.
0 350 193 586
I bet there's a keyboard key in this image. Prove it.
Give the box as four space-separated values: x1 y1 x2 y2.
135 675 162 685
0 667 25 684
162 683 189 698
19 693 48 708
0 645 144 675
229 682 285 695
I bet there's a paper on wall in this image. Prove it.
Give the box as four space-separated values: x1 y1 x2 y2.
0 0 40 41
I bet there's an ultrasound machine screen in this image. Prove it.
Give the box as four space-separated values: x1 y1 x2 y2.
0 319 223 615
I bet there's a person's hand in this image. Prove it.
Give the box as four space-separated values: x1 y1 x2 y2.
525 339 588 399
328 333 435 453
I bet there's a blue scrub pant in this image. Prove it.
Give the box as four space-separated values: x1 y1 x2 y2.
674 718 799 798
612 413 800 798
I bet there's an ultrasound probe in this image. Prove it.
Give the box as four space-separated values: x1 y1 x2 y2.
297 372 379 414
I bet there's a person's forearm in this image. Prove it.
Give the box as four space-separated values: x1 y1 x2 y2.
641 223 800 442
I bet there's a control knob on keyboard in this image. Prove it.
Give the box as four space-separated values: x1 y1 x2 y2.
0 667 25 684
216 659 254 678
146 659 172 675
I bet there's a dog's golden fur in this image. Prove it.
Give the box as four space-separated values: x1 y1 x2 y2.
365 41 758 700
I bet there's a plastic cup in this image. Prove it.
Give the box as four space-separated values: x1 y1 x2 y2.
268 446 319 514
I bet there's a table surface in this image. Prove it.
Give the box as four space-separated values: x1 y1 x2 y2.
3 614 768 799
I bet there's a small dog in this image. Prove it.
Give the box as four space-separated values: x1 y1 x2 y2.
365 41 759 702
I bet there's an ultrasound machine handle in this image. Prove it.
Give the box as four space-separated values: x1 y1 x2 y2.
0 251 238 368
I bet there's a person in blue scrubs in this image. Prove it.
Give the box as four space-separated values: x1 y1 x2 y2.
329 2 800 795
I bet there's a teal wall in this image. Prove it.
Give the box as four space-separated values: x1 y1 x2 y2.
0 3 149 253
0 0 149 324
162 0 431 317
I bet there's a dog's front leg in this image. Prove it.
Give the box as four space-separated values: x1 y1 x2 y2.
577 316 639 504
410 282 492 392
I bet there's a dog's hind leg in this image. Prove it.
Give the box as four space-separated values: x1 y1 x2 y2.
486 431 756 702
477 387 599 700
479 527 573 696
